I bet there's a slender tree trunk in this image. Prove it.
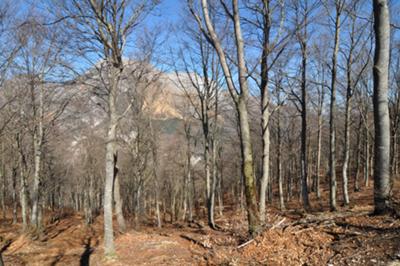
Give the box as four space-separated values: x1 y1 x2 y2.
315 93 323 199
393 131 398 175
259 110 270 222
210 139 217 222
217 147 224 216
391 128 398 175
300 38 309 209
84 186 91 225
329 6 341 211
183 121 193 223
354 117 362 192
31 84 43 229
12 167 17 224
19 153 28 229
259 0 271 224
205 136 215 228
342 74 352 206
185 164 192 223
365 116 370 187
373 0 391 214
277 105 285 210
154 170 162 228
287 157 293 200
149 119 162 227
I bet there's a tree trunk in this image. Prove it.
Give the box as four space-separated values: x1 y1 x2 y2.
103 65 119 256
329 5 341 211
354 117 362 192
205 136 215 228
342 70 352 206
259 110 270 222
31 84 43 229
17 134 28 229
188 171 194 222
277 104 285 211
315 91 323 199
300 38 309 209
217 147 224 216
211 139 217 222
12 167 17 224
373 0 391 214
259 0 271 224
238 98 260 236
113 153 126 233
365 115 370 187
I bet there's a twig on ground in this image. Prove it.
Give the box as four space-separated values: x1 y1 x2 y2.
271 218 286 230
237 239 254 249
180 234 212 249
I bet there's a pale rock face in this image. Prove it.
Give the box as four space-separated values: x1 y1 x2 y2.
141 72 188 120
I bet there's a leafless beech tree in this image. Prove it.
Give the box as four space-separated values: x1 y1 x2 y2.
327 0 345 212
188 0 261 236
174 22 223 228
341 1 371 206
54 0 158 256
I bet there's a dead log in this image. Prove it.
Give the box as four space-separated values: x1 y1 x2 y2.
180 234 212 249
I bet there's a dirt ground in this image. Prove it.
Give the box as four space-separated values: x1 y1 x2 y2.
1 180 399 266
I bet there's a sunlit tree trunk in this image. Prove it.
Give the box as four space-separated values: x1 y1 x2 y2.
113 153 126 233
190 0 261 236
329 1 342 211
17 133 28 229
373 0 391 214
31 82 43 229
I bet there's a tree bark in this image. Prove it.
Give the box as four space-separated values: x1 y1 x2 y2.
276 101 285 210
12 167 17 224
329 3 341 211
300 37 309 209
373 0 392 214
113 153 126 233
103 65 119 256
354 117 362 192
315 88 324 199
259 0 271 224
342 52 353 206
364 111 370 187
31 83 43 229
17 133 28 229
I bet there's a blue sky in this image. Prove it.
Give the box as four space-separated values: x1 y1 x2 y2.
143 0 186 31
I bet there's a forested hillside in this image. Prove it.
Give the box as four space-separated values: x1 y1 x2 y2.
0 0 399 265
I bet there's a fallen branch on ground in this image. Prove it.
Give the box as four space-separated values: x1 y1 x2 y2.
237 239 254 249
180 234 212 249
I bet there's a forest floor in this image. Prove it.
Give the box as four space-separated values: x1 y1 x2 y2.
1 179 400 266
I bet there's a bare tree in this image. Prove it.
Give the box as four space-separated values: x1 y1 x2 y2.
327 0 345 211
54 0 158 256
188 0 261 236
248 0 289 222
11 15 71 230
173 19 223 228
291 0 319 209
341 1 371 206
